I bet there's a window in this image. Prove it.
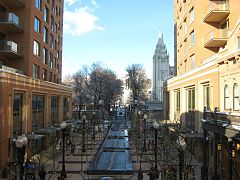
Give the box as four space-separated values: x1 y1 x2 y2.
58 22 60 30
51 16 54 32
187 88 195 110
44 6 49 23
57 35 60 44
43 26 48 44
191 54 195 69
51 96 58 124
49 71 52 82
34 17 40 33
203 84 210 110
184 40 187 56
13 94 23 137
57 50 59 59
238 36 240 49
49 53 53 69
224 85 230 109
43 68 47 81
32 95 44 131
54 57 57 68
50 34 53 49
43 47 47 64
175 90 180 111
183 20 187 37
190 31 194 47
63 97 69 120
54 40 57 50
189 7 194 24
33 40 40 56
35 0 41 10
55 23 57 33
33 64 39 79
184 60 187 72
233 83 239 111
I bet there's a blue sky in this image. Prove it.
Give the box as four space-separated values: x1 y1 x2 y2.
62 0 174 79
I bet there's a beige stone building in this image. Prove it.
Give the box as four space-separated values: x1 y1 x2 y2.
0 0 72 176
165 0 240 179
166 0 240 132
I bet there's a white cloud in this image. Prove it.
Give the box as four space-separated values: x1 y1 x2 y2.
91 0 99 8
65 0 78 6
64 1 104 36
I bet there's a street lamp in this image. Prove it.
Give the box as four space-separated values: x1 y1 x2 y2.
14 134 28 180
177 135 186 180
92 111 96 139
60 122 67 178
99 100 104 122
143 114 148 151
153 121 160 179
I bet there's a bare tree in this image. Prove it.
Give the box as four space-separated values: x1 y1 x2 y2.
86 62 123 111
72 70 91 118
126 64 151 102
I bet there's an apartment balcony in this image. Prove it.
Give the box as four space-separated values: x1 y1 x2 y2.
0 40 23 58
204 29 228 48
1 65 24 74
0 13 24 33
203 1 229 23
0 0 25 8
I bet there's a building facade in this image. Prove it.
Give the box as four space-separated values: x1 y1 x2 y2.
0 0 72 176
165 0 240 179
152 32 174 102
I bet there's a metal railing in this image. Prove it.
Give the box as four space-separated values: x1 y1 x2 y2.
205 28 227 43
205 0 229 15
0 40 22 55
0 12 24 30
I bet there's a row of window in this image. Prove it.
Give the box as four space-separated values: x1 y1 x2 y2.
35 0 62 18
34 17 61 46
33 64 60 83
175 84 210 112
174 83 239 113
13 93 68 136
33 40 60 67
34 16 61 36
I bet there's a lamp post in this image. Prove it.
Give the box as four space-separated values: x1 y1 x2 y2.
92 111 96 139
177 135 186 180
143 114 147 151
99 100 104 122
82 115 86 152
60 122 67 178
15 134 28 180
153 121 160 179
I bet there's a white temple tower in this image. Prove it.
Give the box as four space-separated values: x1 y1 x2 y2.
152 31 174 101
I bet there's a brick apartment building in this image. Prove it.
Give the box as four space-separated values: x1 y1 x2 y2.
0 0 72 175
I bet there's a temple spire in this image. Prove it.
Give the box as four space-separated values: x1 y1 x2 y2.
158 29 163 39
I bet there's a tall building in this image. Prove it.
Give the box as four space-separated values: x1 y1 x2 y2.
0 0 72 175
165 0 240 178
152 31 174 101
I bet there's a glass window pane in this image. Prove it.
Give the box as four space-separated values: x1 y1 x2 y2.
33 40 40 56
224 85 230 109
34 17 40 33
233 84 239 110
35 0 41 10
